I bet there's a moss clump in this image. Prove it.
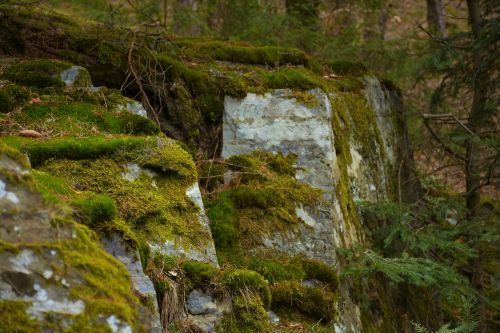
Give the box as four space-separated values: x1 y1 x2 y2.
2 59 71 89
3 136 144 166
219 268 272 310
243 257 305 284
206 151 322 257
39 156 203 249
0 300 41 332
9 95 159 138
232 293 272 333
271 281 337 322
328 60 368 76
260 68 326 91
178 39 311 68
0 139 29 168
72 193 117 227
181 260 219 290
301 258 339 290
3 136 195 180
0 84 30 113
207 192 238 254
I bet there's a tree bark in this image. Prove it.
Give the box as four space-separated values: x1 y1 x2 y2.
465 0 486 218
465 1 487 331
426 0 446 36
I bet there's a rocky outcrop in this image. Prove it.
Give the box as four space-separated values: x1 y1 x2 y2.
0 8 420 332
0 143 152 332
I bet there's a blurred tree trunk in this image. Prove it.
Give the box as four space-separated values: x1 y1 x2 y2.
426 0 446 35
465 0 488 330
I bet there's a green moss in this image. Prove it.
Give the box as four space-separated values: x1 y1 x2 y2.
300 258 339 290
207 152 322 256
71 67 92 88
243 257 305 284
328 60 368 76
232 293 272 333
3 136 143 166
31 170 74 205
39 156 204 249
10 96 159 138
260 68 326 91
2 59 71 89
0 300 41 332
0 240 19 253
72 193 117 227
0 84 30 113
3 136 195 180
271 281 337 322
207 192 238 259
178 40 311 68
57 222 145 332
181 260 219 290
219 268 272 310
0 139 29 168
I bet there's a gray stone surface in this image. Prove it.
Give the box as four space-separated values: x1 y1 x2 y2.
187 296 231 333
187 289 218 315
0 154 143 332
127 102 148 118
223 89 341 264
102 234 162 333
59 65 88 88
268 310 280 325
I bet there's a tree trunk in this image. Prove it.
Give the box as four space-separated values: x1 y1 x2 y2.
465 1 487 331
426 0 446 35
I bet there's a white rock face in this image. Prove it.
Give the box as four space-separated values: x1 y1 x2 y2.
0 179 20 204
60 65 88 87
223 89 342 264
126 102 148 118
222 83 397 332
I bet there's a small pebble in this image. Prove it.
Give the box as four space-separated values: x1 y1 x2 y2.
19 129 42 138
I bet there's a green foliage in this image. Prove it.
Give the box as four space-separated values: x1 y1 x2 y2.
412 298 478 333
271 281 337 322
359 200 477 263
342 249 466 289
72 193 117 227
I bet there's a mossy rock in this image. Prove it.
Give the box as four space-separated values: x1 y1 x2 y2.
0 149 149 332
1 59 71 89
206 151 322 259
219 268 272 310
0 84 30 113
271 281 337 322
